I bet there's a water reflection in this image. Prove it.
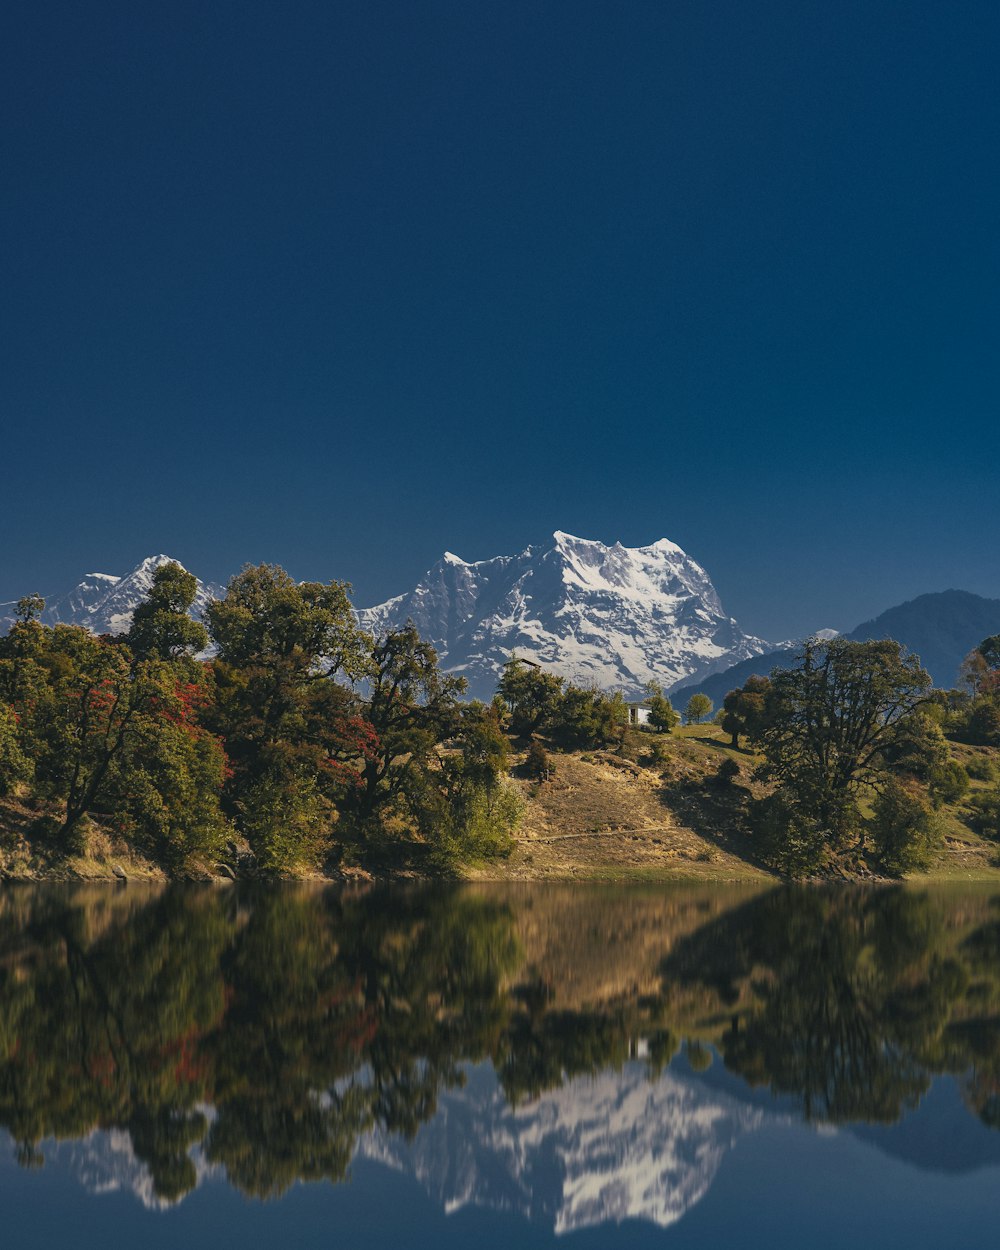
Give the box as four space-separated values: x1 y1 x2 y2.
1 882 999 1230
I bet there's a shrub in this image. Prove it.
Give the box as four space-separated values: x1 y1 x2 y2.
752 791 829 876
524 741 552 780
968 787 1000 840
928 760 970 807
869 780 942 875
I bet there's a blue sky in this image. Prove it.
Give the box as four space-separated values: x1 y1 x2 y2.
2 1 998 639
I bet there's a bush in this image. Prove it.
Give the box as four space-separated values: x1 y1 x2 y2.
928 760 969 807
752 791 829 876
968 787 1000 840
966 754 998 783
869 780 942 875
524 741 552 780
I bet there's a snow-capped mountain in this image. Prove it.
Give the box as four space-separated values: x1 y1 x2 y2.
357 531 770 699
359 1059 767 1235
0 556 222 636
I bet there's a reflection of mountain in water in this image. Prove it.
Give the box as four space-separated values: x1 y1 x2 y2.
361 1060 766 1235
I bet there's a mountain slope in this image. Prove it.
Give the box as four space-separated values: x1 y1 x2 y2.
675 589 1000 705
357 531 770 700
0 556 222 636
846 589 1000 688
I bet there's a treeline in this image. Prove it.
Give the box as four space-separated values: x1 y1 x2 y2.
0 563 520 872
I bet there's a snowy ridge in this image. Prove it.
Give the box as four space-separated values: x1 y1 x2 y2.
0 556 223 636
358 531 770 699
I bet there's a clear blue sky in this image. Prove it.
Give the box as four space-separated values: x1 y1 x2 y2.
2 1 998 640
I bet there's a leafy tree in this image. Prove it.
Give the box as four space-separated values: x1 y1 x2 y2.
645 682 679 733
206 565 373 867
438 703 522 860
0 703 32 796
15 594 45 624
552 685 627 749
126 561 208 661
755 639 932 840
684 693 713 725
978 634 1000 675
350 624 465 841
498 658 564 737
721 675 772 748
869 779 941 875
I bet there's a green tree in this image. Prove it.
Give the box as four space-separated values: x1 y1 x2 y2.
721 675 772 748
498 658 564 737
206 565 373 868
15 594 45 624
684 692 713 725
869 779 941 875
552 685 627 748
0 702 32 796
350 624 465 841
126 561 208 661
755 639 932 840
645 682 679 733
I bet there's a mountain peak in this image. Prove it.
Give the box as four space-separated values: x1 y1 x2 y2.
359 533 770 699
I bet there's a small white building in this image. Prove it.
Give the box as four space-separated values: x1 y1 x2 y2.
626 701 652 727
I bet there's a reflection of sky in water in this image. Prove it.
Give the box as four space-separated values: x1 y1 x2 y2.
5 1060 1000 1249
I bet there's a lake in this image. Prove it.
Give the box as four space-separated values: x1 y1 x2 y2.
2 881 1000 1247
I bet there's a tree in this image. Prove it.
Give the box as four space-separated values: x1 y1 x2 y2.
15 594 45 624
552 685 627 748
978 634 1000 674
721 675 772 748
497 658 563 737
127 561 208 661
645 682 679 733
350 624 465 839
0 620 228 856
524 740 551 780
869 779 941 875
755 638 932 840
206 565 373 867
685 693 713 725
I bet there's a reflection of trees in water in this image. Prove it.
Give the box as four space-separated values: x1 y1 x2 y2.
954 909 1000 1129
0 886 521 1202
662 887 1000 1126
2 885 1000 1205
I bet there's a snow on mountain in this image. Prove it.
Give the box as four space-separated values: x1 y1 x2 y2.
359 1059 767 1235
1 556 223 636
357 531 771 699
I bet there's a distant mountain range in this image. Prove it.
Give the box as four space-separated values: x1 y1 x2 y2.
676 588 1000 704
3 545 998 699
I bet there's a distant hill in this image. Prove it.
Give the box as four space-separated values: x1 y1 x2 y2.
845 589 1000 688
675 589 1000 705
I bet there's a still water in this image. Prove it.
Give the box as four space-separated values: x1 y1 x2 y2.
2 882 1000 1247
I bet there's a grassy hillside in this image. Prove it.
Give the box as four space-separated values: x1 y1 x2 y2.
472 723 1000 884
